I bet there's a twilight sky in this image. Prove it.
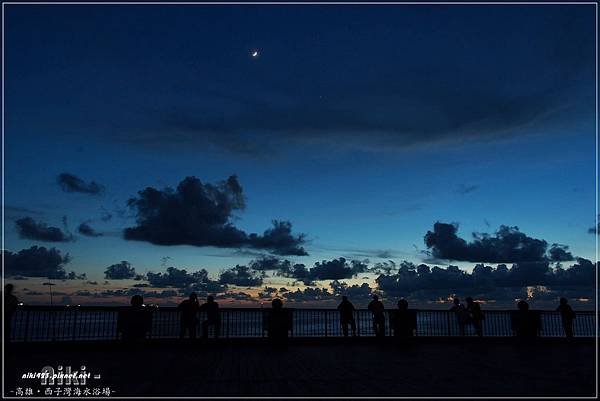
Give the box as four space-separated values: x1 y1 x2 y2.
3 4 597 307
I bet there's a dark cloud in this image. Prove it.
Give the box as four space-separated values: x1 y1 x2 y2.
370 260 398 275
222 291 253 301
283 287 332 302
310 258 369 281
3 246 84 280
258 286 279 299
104 261 143 280
78 222 103 237
16 217 74 242
551 257 597 286
263 257 369 285
332 247 397 259
247 221 307 256
329 280 375 300
57 173 104 195
548 244 574 262
123 176 307 256
281 264 312 283
375 258 597 297
66 271 87 280
424 222 548 263
249 256 288 271
218 265 264 287
146 266 225 295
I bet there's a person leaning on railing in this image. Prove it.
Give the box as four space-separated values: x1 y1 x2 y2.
337 296 357 337
368 295 386 337
199 295 221 339
178 292 200 340
556 297 576 338
511 300 542 338
466 297 484 337
390 299 417 337
265 298 293 341
117 295 153 342
449 297 469 336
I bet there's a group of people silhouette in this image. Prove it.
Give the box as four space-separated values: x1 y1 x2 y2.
113 292 578 341
177 293 221 339
1 284 578 343
449 296 576 339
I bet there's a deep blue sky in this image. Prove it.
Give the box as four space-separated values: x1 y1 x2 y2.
3 4 597 304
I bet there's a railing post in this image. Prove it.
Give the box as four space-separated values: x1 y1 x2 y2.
447 311 451 336
24 310 30 342
72 309 77 341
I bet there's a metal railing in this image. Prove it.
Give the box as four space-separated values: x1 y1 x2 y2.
6 306 596 342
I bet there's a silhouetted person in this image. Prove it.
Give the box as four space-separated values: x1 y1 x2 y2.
117 295 152 342
4 284 18 343
511 300 542 338
200 295 220 339
178 292 200 339
266 298 292 341
466 297 484 337
337 296 356 337
391 299 417 337
556 297 575 338
450 297 469 336
368 295 385 337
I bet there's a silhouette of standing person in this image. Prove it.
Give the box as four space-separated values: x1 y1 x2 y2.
4 284 18 344
556 297 576 338
200 295 220 339
449 297 469 336
117 295 152 342
511 300 541 338
337 296 356 337
368 295 385 337
178 292 200 339
391 299 417 337
466 297 484 337
266 298 292 341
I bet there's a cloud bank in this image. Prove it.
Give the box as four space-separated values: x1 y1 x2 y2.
123 176 307 255
78 222 103 237
375 258 596 297
57 173 104 195
3 246 85 280
104 261 143 280
424 222 551 263
16 217 73 242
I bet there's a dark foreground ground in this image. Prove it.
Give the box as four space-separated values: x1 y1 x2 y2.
4 338 597 398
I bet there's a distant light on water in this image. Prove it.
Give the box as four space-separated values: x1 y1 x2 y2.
526 287 534 299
